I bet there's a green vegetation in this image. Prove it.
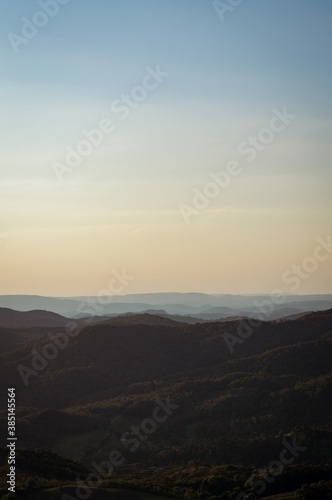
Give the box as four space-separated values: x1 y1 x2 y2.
0 309 331 499
296 480 332 499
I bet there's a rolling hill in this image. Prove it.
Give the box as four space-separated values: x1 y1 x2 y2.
0 309 331 498
0 307 70 329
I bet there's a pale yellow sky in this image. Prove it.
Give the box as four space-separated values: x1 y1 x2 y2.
1 2 332 296
1 202 331 295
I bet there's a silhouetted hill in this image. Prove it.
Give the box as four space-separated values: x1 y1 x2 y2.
0 309 331 499
100 313 187 327
1 309 332 408
0 307 70 328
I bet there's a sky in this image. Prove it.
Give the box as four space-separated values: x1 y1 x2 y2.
0 0 331 296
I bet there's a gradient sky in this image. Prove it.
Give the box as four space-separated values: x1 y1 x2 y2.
1 0 331 296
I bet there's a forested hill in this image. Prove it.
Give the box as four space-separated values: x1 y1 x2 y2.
0 309 331 498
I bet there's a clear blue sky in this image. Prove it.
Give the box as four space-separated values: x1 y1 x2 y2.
1 0 331 295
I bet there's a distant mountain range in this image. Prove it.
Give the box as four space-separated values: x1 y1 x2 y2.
0 305 321 332
0 293 331 321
